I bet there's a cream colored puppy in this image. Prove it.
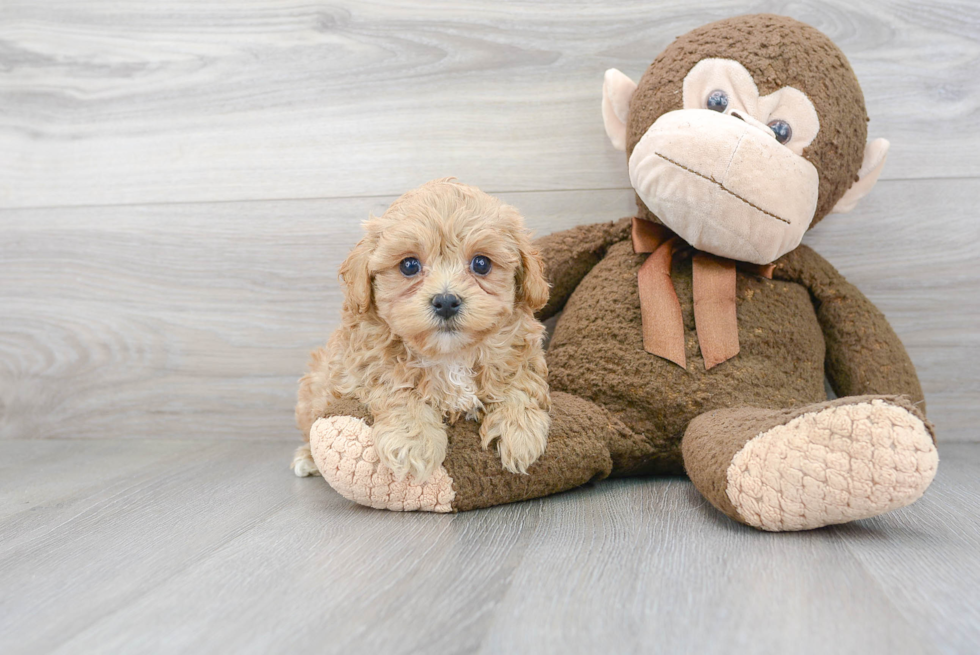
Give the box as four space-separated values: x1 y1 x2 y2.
293 178 551 482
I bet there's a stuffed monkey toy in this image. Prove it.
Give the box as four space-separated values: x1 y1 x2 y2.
305 14 938 531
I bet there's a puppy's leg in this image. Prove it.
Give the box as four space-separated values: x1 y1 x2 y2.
291 443 321 477
372 393 448 482
480 391 550 475
295 347 335 441
292 346 335 475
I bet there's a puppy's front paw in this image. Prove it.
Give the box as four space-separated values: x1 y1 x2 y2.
372 416 448 483
480 404 549 474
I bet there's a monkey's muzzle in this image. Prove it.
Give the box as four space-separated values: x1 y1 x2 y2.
629 109 819 265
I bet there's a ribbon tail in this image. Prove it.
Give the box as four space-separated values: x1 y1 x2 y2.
631 216 673 254
693 253 739 370
637 238 686 368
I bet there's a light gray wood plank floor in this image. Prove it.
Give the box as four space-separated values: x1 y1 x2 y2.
0 440 977 655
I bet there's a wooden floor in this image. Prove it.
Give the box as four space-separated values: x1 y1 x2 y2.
2 1 979 653
0 440 977 654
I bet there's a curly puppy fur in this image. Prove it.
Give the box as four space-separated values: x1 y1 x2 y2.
294 179 552 481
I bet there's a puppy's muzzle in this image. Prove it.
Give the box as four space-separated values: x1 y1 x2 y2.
431 293 462 320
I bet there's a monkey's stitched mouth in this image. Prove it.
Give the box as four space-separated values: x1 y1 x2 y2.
652 151 791 225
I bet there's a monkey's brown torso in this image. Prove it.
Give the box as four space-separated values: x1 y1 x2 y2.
546 239 827 475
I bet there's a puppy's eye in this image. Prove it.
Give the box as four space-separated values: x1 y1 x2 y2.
768 119 792 144
399 257 422 277
706 90 729 112
470 255 492 276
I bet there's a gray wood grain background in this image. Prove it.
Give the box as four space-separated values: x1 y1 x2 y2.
1 0 978 444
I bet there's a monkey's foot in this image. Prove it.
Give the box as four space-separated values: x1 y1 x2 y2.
728 399 938 531
684 396 938 532
309 416 456 513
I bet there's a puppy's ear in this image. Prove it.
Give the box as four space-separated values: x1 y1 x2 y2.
515 231 550 313
339 233 374 314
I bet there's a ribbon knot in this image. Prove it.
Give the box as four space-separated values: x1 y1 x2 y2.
632 217 774 370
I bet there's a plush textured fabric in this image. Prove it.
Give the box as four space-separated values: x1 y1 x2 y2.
536 217 632 320
546 236 830 474
680 59 822 158
310 415 455 512
727 399 937 531
682 396 936 528
631 218 776 369
309 15 936 531
602 69 637 151
629 108 819 262
626 14 867 226
444 392 619 511
831 138 890 213
310 393 629 512
773 245 925 402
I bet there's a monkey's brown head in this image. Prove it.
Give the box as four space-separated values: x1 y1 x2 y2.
603 14 888 264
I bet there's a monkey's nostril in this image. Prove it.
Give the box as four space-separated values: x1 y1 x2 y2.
431 293 462 319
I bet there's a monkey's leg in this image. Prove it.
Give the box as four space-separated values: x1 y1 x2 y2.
307 392 636 512
682 395 938 531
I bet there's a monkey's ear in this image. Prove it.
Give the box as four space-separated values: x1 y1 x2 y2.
602 69 638 151
831 139 890 214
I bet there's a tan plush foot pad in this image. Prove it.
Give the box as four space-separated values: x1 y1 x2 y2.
309 416 455 513
726 400 938 531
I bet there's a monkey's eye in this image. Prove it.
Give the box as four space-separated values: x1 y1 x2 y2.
399 257 422 277
470 255 492 276
706 90 729 112
768 119 792 145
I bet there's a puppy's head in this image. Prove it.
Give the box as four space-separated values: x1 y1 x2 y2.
340 178 548 356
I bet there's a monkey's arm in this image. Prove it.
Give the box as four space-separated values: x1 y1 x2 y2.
773 244 925 407
535 216 632 320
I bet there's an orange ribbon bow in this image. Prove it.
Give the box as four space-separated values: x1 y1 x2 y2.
631 217 774 370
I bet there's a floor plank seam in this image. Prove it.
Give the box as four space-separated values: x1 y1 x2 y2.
472 502 545 655
1 176 973 213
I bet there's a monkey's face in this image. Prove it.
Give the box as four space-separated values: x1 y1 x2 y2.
602 15 887 266
628 58 821 265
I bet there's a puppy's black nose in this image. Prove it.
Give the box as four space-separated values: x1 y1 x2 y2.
431 293 461 319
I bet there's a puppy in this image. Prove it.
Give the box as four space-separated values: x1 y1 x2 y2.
292 178 551 482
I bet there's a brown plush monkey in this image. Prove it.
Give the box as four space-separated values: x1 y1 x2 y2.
307 14 938 531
